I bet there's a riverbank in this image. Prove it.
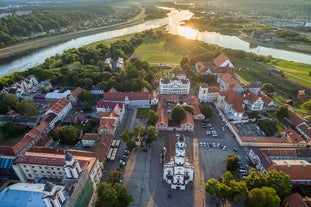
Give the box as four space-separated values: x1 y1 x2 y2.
0 8 145 64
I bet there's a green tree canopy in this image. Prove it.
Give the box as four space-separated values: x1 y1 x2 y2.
261 83 276 94
55 126 78 145
171 105 186 122
200 104 213 118
96 182 119 207
302 100 311 111
0 122 25 137
275 105 289 119
106 170 122 185
16 100 38 116
226 154 240 172
145 126 159 145
247 187 280 207
3 94 18 109
266 170 292 197
147 110 159 125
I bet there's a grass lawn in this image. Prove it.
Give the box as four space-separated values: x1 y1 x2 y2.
133 39 186 64
87 34 136 48
232 57 299 98
269 59 311 89
136 108 149 119
0 133 24 146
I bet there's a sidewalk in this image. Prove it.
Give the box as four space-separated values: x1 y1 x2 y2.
123 148 157 207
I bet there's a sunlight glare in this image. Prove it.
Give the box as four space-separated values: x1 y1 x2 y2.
178 27 196 40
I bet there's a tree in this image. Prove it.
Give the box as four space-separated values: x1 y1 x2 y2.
78 89 95 103
55 126 78 145
180 56 189 67
3 94 18 109
247 187 280 207
0 122 25 137
114 183 133 207
302 100 311 111
16 100 38 116
226 154 240 172
145 126 159 145
200 104 213 118
121 128 134 143
106 170 122 185
245 168 267 189
261 83 276 94
205 178 220 197
96 182 119 207
147 110 158 125
275 105 289 119
134 124 145 146
266 170 292 197
171 105 186 122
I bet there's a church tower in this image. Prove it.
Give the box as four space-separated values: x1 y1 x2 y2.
64 152 81 179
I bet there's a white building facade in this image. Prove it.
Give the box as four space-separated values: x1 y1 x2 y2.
163 135 194 190
159 77 190 95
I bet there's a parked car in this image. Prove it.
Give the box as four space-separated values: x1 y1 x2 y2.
233 147 238 153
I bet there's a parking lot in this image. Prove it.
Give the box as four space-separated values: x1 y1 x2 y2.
235 123 266 137
118 106 252 207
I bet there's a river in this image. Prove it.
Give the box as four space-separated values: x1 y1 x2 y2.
0 8 310 78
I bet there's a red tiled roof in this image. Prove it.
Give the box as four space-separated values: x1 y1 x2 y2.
35 121 49 133
261 148 297 157
221 73 239 89
98 117 116 131
268 165 311 180
49 97 70 114
163 134 193 164
208 86 221 93
0 146 15 156
283 193 308 207
181 111 194 126
221 89 245 113
258 92 273 105
288 110 304 126
283 128 305 143
11 136 33 155
96 101 123 110
14 151 96 173
183 96 201 116
82 133 102 141
213 53 230 68
242 90 258 103
297 122 311 140
240 136 288 143
94 135 113 162
200 83 209 88
71 87 82 98
103 89 150 101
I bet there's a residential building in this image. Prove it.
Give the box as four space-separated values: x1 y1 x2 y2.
103 88 150 108
45 97 73 128
218 73 243 93
213 53 234 68
162 134 194 190
198 83 220 103
282 193 310 207
13 151 102 187
68 87 82 105
45 90 71 102
0 182 67 207
155 95 196 132
248 148 311 185
2 75 38 98
217 89 248 123
159 72 190 95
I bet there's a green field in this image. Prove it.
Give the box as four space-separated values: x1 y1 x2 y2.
136 108 149 119
232 58 299 98
133 39 186 64
270 59 311 89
